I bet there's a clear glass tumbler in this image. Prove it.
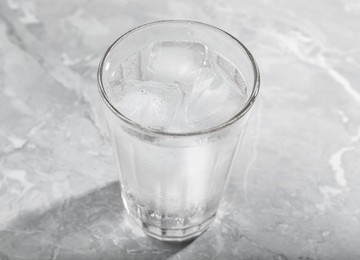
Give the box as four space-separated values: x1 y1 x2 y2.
97 20 260 241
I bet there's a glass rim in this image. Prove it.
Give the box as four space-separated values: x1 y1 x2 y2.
97 20 260 137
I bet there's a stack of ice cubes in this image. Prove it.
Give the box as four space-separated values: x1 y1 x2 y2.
108 41 247 132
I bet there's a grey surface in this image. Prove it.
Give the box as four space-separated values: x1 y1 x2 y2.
0 0 360 259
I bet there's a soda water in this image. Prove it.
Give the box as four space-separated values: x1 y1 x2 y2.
105 40 248 240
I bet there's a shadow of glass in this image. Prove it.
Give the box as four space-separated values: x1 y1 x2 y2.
0 181 192 259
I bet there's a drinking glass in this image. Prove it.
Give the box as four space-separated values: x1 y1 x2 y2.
97 20 260 241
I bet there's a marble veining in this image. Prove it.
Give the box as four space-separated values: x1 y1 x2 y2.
0 0 360 259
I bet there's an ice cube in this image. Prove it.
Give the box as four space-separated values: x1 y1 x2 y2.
111 80 184 130
142 41 208 83
184 59 246 130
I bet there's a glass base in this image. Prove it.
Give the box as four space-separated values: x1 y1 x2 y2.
137 213 214 242
121 191 216 242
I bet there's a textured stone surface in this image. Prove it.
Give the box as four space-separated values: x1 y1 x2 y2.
0 0 360 259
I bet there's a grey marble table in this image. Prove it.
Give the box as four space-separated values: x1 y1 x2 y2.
1 0 360 259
